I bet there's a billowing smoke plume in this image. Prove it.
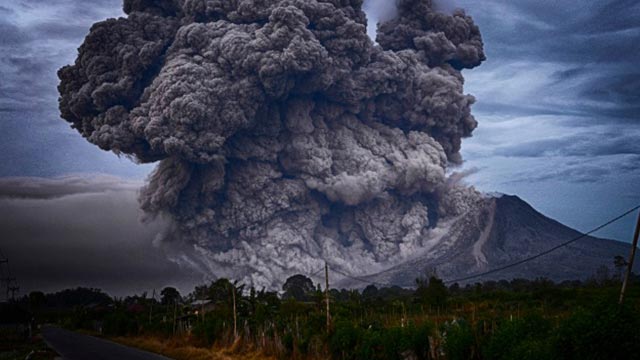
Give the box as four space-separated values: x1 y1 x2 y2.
58 0 485 288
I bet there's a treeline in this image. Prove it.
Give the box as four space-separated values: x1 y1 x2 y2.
15 274 640 360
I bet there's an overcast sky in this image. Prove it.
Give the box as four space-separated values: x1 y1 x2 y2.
0 0 638 296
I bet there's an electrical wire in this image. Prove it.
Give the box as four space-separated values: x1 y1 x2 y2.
310 266 325 277
330 267 396 288
317 204 640 288
443 204 640 284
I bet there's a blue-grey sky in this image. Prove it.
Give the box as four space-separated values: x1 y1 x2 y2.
456 0 640 242
0 0 154 179
0 0 638 295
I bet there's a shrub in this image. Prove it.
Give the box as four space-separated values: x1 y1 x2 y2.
330 321 362 360
191 314 227 346
411 322 433 360
483 315 553 360
103 311 138 336
443 320 475 360
553 302 640 360
379 326 413 360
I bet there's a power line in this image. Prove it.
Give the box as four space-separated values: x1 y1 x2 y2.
330 266 396 288
310 266 326 277
320 204 640 289
443 204 640 284
0 247 19 302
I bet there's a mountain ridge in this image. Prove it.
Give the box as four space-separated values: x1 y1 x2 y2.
336 195 635 288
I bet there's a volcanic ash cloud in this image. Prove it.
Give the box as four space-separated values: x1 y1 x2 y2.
58 0 486 288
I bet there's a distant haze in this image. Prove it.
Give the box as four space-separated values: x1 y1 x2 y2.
0 176 199 297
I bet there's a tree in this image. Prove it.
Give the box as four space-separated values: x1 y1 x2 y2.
200 278 242 339
614 255 627 281
207 278 233 302
416 276 448 308
29 291 46 309
592 265 611 286
282 274 315 301
161 287 181 305
362 285 379 299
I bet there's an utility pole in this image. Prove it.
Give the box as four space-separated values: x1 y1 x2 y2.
232 283 238 340
0 250 7 266
149 289 155 324
0 252 9 303
1 253 19 303
2 277 16 302
201 300 205 324
325 261 331 333
8 283 19 301
172 300 178 335
619 211 640 305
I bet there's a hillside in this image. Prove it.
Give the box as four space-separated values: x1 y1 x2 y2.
338 195 634 287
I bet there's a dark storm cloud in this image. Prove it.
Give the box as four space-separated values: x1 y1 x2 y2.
510 152 640 185
0 22 30 44
459 0 640 123
494 132 640 158
0 175 200 297
0 110 155 178
0 55 57 110
464 0 639 60
0 1 154 179
30 22 95 40
483 154 639 186
0 0 123 111
526 166 612 184
17 0 122 19
0 175 140 199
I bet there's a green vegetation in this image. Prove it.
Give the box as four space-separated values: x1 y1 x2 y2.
6 274 640 359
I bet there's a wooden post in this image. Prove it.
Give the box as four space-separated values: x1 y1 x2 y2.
149 289 155 324
173 300 178 335
401 302 406 328
325 261 331 333
619 211 640 305
232 284 238 340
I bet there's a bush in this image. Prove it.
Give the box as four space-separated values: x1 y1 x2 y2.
378 326 413 360
330 321 433 360
443 320 475 360
483 315 553 360
357 328 383 360
103 311 138 336
553 302 640 360
191 314 227 346
330 321 362 360
411 322 433 360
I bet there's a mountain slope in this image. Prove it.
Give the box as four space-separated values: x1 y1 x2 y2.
337 195 634 288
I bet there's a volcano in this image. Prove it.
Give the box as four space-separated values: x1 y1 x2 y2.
337 194 634 287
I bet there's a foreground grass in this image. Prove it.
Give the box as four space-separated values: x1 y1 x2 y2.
113 336 274 360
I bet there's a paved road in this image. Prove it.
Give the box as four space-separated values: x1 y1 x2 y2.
42 326 173 360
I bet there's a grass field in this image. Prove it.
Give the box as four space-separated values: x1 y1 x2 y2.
113 335 274 360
